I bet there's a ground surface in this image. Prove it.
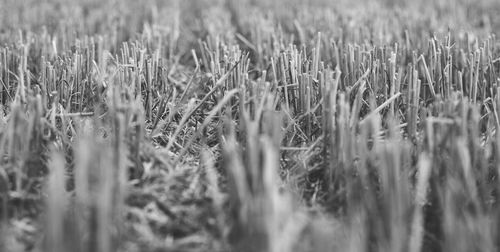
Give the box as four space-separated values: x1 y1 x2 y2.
1 0 500 251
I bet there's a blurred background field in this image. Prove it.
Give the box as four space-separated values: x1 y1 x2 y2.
0 0 500 251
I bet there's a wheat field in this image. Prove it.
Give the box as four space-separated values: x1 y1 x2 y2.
0 0 500 251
